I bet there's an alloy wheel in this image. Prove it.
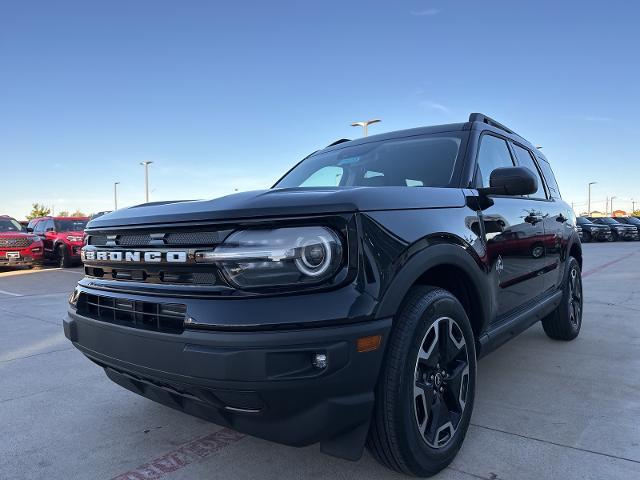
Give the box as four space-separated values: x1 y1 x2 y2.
567 267 582 328
413 316 470 449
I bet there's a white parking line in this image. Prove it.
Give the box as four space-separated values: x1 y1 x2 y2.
0 289 23 297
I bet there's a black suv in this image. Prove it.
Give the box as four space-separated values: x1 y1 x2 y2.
588 216 639 241
65 114 582 477
612 217 640 239
576 216 612 242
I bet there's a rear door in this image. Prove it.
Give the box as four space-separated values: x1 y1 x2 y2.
474 133 547 320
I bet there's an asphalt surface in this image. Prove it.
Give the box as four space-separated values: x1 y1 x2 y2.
1 243 639 480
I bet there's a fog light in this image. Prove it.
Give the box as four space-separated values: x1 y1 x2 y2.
312 353 328 369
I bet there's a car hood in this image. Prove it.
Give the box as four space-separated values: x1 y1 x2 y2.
88 187 467 229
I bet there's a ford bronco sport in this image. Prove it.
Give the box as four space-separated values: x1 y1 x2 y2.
65 113 582 477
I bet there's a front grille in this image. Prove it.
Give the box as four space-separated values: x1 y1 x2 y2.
0 237 31 248
77 293 186 333
84 266 219 285
87 230 229 247
118 234 152 246
84 227 232 286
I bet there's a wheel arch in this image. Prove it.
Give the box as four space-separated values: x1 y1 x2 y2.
376 243 491 343
568 236 583 270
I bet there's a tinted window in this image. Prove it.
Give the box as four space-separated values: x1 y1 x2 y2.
276 134 465 188
576 217 592 225
598 217 620 224
537 158 561 199
512 144 546 199
475 135 514 188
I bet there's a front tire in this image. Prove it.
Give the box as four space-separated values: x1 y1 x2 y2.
542 257 583 341
367 286 476 477
58 245 72 268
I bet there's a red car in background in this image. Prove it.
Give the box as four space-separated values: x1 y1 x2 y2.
0 215 44 268
27 216 88 268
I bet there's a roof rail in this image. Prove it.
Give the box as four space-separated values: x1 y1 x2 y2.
468 113 515 135
326 138 351 148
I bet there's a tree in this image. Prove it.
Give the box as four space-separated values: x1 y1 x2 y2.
27 203 51 220
58 210 70 217
71 210 87 217
632 210 640 217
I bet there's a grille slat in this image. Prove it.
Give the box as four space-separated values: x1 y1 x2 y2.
78 293 186 333
88 230 228 247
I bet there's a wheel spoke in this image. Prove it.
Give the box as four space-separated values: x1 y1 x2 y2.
438 319 450 363
425 395 451 446
445 362 469 412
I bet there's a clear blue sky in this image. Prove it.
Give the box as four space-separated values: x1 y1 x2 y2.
1 0 639 219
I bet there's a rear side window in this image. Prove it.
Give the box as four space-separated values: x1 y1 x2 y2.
511 144 547 199
537 158 561 199
475 134 514 188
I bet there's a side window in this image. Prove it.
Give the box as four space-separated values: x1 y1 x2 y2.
45 219 55 231
475 135 515 188
33 220 45 234
512 144 547 199
537 159 561 199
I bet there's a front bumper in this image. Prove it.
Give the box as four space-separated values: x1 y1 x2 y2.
0 250 42 266
64 306 391 458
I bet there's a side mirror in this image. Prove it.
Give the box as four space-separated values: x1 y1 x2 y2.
27 227 33 233
46 227 56 233
480 166 538 196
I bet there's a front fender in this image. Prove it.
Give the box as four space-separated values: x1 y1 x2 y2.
375 242 491 332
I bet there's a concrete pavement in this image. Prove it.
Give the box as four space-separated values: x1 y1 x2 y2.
1 243 639 479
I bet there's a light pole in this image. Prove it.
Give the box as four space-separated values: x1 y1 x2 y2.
610 196 617 215
114 182 120 210
587 182 597 216
351 119 381 137
140 161 153 203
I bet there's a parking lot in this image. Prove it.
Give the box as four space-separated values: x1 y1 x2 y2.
0 242 639 480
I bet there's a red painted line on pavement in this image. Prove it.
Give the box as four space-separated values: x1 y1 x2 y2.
582 252 635 278
111 428 246 480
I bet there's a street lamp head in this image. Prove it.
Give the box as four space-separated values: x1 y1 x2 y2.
351 119 381 127
589 181 597 185
140 161 153 166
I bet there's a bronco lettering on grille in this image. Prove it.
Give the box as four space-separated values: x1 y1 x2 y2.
83 250 188 263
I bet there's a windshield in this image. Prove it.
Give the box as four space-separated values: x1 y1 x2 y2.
0 218 24 232
576 217 592 225
275 133 465 188
598 217 620 224
54 219 87 232
624 217 640 225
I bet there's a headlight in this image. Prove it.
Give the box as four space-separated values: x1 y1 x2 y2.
67 235 84 242
615 227 625 232
196 226 343 289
